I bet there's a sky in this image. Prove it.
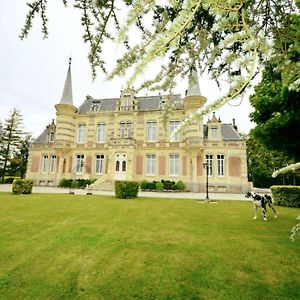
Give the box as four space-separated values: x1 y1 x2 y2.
0 1 256 138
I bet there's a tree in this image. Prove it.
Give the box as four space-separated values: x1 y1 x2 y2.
20 1 300 128
7 134 32 179
246 131 299 188
0 109 24 181
249 14 300 161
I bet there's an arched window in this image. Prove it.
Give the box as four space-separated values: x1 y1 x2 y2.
115 160 120 171
122 160 126 171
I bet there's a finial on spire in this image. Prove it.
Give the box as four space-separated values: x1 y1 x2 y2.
69 57 72 65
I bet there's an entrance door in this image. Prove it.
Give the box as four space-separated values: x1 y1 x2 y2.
114 152 127 180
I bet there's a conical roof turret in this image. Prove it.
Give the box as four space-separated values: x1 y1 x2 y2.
186 67 201 97
60 58 73 105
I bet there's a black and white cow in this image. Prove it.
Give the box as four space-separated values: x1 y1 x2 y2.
245 191 277 221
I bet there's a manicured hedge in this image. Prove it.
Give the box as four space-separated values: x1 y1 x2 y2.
12 179 34 195
140 179 185 191
115 180 139 199
0 177 15 184
58 178 96 188
271 185 300 208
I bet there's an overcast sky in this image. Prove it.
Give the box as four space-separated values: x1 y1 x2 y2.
0 1 256 138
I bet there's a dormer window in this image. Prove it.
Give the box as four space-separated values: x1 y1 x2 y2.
211 126 218 139
49 132 55 142
119 88 138 111
91 100 101 112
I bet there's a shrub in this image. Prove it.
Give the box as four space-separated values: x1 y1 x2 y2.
115 180 139 199
0 177 15 184
12 179 34 195
271 185 300 208
163 180 176 190
147 181 156 190
175 180 185 191
155 181 164 191
58 178 73 188
140 180 148 190
71 180 80 189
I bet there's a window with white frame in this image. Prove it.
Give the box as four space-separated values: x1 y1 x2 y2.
75 154 84 173
146 154 156 175
206 154 213 176
217 154 225 176
95 154 104 174
127 121 132 138
41 154 48 173
211 126 218 139
169 120 180 142
77 124 86 143
97 123 106 143
169 154 180 176
50 155 56 173
147 121 157 142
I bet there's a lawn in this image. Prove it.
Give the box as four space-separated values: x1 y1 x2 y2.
0 193 299 300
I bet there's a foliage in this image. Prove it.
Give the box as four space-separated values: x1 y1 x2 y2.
20 1 300 130
0 177 15 184
162 179 176 190
246 132 300 187
0 109 25 181
0 194 300 298
115 180 139 198
290 215 300 241
249 14 300 161
12 179 34 194
175 180 185 191
155 181 164 191
140 180 148 190
271 185 300 208
58 178 96 188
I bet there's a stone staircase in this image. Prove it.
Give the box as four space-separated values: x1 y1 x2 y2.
89 176 115 191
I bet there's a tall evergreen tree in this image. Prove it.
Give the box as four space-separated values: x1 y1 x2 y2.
0 109 24 181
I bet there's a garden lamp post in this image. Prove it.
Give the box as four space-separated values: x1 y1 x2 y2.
203 162 209 202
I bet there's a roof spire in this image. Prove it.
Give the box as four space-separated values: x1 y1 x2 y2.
60 57 73 105
186 65 201 97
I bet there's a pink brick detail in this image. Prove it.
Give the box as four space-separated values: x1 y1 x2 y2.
229 157 241 177
182 156 187 176
136 155 143 175
197 156 203 176
159 155 166 176
68 156 73 173
30 155 40 172
85 155 92 174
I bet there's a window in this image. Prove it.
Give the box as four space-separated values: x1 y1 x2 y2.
97 123 106 143
95 154 104 174
115 160 120 172
122 160 127 171
49 132 55 142
50 155 56 173
169 154 180 176
41 154 48 173
146 154 156 175
120 121 133 138
75 154 84 173
169 120 180 142
217 154 225 176
147 121 157 142
127 121 132 138
206 154 213 176
77 124 86 143
211 126 218 139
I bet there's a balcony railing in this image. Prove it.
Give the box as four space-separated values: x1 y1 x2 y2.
108 137 136 147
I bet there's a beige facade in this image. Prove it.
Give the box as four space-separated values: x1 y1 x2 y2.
27 63 249 193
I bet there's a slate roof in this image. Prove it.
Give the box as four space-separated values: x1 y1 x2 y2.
203 124 242 141
33 129 47 144
77 94 182 113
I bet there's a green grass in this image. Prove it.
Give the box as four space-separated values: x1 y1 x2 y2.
0 193 299 300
